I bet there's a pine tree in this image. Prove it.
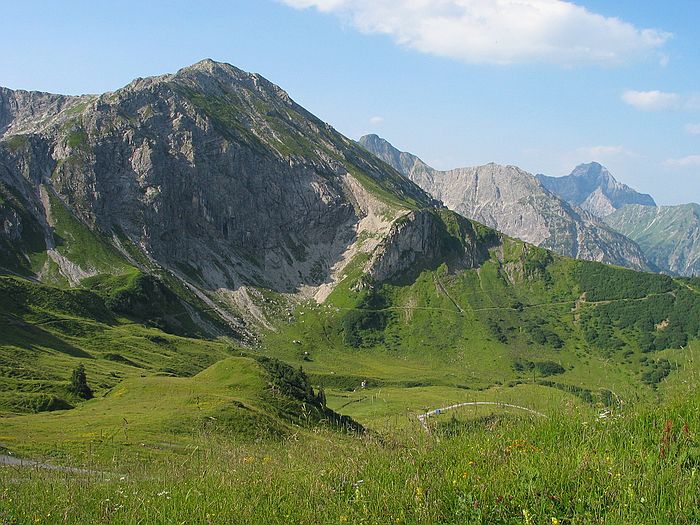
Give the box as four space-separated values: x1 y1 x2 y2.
69 364 93 400
317 387 327 407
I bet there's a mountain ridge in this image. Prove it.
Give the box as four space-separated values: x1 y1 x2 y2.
0 61 499 337
605 203 700 276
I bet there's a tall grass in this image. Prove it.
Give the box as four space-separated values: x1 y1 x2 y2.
2 397 698 524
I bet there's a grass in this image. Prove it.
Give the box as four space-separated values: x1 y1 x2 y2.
3 148 700 521
1 393 698 524
0 275 235 414
0 356 345 460
2 250 700 522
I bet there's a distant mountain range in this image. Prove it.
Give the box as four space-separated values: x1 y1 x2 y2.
537 163 700 277
359 134 652 271
360 135 700 277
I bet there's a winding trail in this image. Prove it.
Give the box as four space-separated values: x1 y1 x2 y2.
331 290 677 316
434 275 464 313
416 401 547 432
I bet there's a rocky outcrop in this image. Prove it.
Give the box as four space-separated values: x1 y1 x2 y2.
367 209 491 282
537 162 656 218
359 135 652 271
0 87 95 139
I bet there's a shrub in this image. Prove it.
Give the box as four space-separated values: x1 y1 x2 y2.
68 364 93 400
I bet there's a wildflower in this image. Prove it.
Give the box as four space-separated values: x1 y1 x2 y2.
523 509 533 525
552 519 560 525
340 516 348 523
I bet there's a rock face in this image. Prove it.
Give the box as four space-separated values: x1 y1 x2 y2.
359 135 652 271
536 162 656 218
605 204 700 276
1 60 485 332
367 209 492 282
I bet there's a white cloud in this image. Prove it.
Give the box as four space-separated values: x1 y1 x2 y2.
664 155 700 168
369 116 384 125
576 145 629 158
686 124 700 135
622 90 680 111
280 0 670 66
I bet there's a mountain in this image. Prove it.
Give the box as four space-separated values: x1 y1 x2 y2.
1 60 468 335
359 134 652 271
537 162 656 217
605 203 700 276
0 59 521 410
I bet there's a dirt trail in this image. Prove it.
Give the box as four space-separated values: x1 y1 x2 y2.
416 402 547 432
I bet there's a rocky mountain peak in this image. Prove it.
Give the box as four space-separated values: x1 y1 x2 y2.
537 162 655 218
0 60 443 334
358 134 430 179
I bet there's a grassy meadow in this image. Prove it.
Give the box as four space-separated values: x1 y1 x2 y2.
2 393 699 524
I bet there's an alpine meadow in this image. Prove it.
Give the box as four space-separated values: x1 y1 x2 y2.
1 2 700 524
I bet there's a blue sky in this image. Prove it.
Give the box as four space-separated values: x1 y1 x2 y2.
1 1 698 205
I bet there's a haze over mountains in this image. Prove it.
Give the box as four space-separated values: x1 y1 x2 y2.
605 204 700 277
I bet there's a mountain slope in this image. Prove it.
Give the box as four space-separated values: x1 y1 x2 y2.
359 134 652 271
605 203 700 276
1 60 451 335
537 162 656 217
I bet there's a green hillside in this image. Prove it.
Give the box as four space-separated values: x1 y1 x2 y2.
605 203 700 276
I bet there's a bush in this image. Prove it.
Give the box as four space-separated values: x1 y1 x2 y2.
68 364 93 400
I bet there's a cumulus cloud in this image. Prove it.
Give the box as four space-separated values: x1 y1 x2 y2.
686 124 700 135
664 155 700 168
280 0 670 66
369 116 384 125
621 90 681 111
